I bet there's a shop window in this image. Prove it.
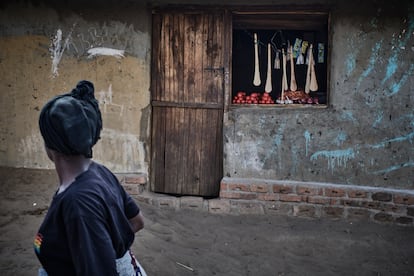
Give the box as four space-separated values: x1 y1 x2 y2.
232 9 329 107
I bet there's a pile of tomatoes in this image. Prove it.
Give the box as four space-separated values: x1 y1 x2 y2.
232 92 275 104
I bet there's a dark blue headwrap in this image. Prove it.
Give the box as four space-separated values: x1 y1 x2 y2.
39 80 102 158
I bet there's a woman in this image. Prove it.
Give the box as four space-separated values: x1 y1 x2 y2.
34 80 145 275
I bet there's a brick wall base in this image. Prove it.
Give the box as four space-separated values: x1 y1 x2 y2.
117 173 414 227
220 177 414 226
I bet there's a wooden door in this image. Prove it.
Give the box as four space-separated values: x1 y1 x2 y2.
151 11 227 197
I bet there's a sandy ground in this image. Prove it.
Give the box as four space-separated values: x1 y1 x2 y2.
1 167 414 276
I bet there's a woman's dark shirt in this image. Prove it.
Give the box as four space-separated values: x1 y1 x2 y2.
34 162 140 275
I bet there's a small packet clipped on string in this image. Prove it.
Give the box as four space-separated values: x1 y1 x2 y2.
293 38 302 59
298 40 308 65
318 43 325 63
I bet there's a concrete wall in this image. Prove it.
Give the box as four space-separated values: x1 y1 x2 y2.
224 1 414 189
0 1 152 173
0 0 413 190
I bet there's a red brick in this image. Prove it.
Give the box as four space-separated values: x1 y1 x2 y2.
250 183 269 193
264 202 293 215
347 208 371 220
330 198 342 205
324 187 346 197
323 206 344 218
156 197 179 209
348 190 368 198
180 197 204 210
257 193 278 201
220 182 229 191
378 203 406 214
122 184 139 195
273 184 293 194
134 194 153 205
395 216 413 225
228 183 250 192
361 201 381 209
373 212 394 223
208 199 231 214
307 196 331 205
219 191 241 199
407 206 414 217
239 193 258 200
372 192 392 202
297 186 322 196
341 199 363 207
232 201 264 215
394 194 414 205
219 191 257 200
279 194 302 202
293 205 317 217
124 174 147 184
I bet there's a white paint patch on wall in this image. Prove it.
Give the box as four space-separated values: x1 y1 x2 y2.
87 47 125 59
50 29 64 77
97 84 124 115
94 129 148 173
50 26 75 77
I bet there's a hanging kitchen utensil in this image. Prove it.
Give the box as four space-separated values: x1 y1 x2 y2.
310 45 318 91
286 40 291 60
278 48 288 103
305 44 312 94
265 43 272 93
253 33 261 86
289 45 297 91
282 48 288 92
274 49 280 69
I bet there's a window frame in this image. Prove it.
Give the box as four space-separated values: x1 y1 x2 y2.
229 7 331 109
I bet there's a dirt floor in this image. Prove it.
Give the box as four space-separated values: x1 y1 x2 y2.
1 167 414 276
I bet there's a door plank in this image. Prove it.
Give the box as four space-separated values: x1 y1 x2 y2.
151 106 166 192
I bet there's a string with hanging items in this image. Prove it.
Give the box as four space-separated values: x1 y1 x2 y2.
233 28 323 105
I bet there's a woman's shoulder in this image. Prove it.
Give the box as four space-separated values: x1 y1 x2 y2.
89 161 119 181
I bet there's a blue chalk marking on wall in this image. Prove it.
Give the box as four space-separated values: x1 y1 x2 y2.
274 134 283 147
369 131 414 149
341 111 356 122
290 145 299 174
345 54 356 76
357 41 382 87
382 55 398 85
334 132 347 146
409 114 414 127
310 148 355 172
382 14 414 85
273 122 286 147
387 63 414 96
372 112 383 128
304 130 311 156
373 162 414 174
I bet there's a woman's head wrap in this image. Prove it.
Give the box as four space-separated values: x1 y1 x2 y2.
39 80 102 158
